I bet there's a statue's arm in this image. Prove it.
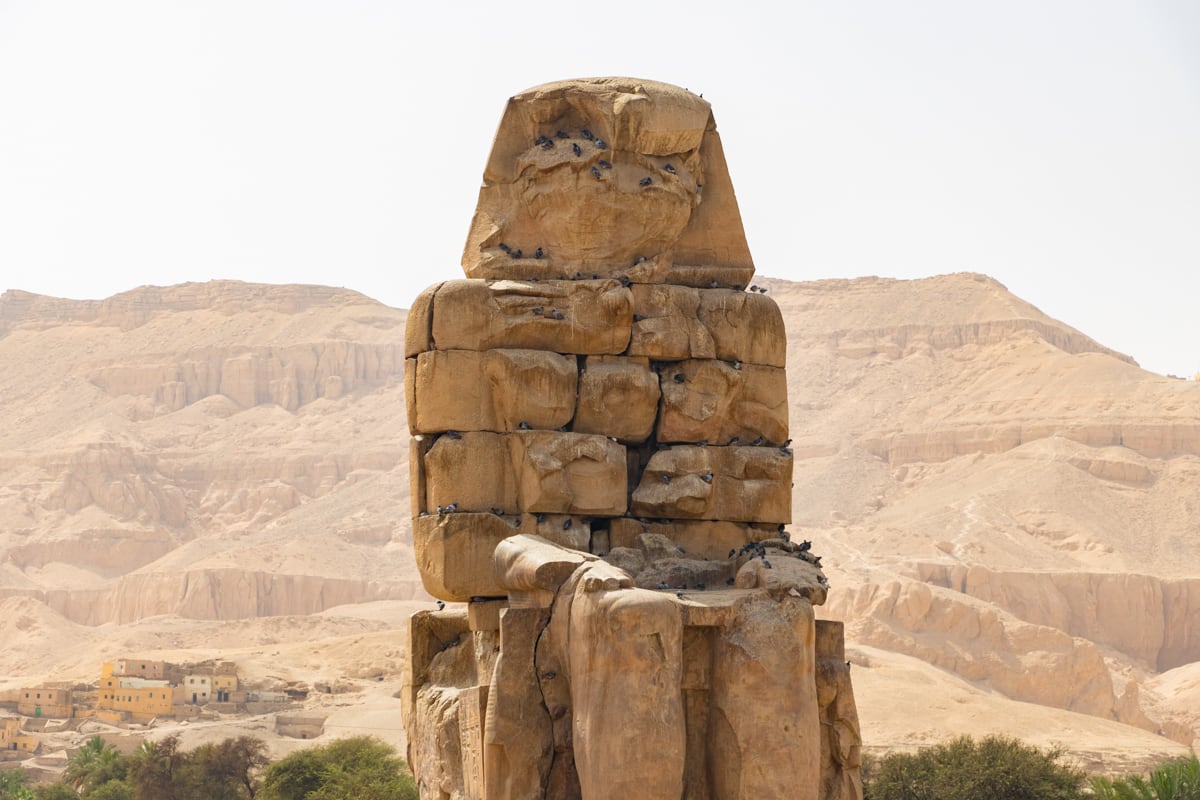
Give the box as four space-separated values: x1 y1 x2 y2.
494 533 634 593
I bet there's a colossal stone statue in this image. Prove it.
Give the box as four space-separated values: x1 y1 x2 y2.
403 77 862 800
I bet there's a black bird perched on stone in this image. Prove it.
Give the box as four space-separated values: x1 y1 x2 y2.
812 556 823 568
779 530 790 542
782 439 792 447
728 548 736 558
758 286 768 294
730 359 742 370
663 163 676 173
491 507 503 516
660 474 671 484
657 582 669 590
676 545 686 554
701 472 713 483
512 248 523 259
594 138 606 148
535 513 546 523
818 576 829 587
591 166 602 180
639 176 652 186
725 577 736 586
418 510 428 517
580 129 594 140
555 130 569 139
709 280 719 288
779 445 793 456
635 255 648 264
798 539 812 552
518 421 531 430
620 276 632 288
444 503 457 513
540 137 554 150
762 558 772 569
694 583 706 590
531 306 543 315
499 242 512 253
749 285 758 292
598 159 612 169
551 309 564 320
572 143 582 156
695 439 708 447
728 436 740 445
446 430 462 439
676 591 685 599
750 436 764 446
673 372 685 383
436 600 445 610
534 247 544 258
563 519 572 530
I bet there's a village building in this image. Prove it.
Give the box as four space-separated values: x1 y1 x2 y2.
15 687 72 719
113 659 165 680
179 675 212 705
0 717 38 755
98 663 173 718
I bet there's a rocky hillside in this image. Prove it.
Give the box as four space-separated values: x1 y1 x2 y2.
1 274 1197 767
0 282 424 627
770 273 1200 755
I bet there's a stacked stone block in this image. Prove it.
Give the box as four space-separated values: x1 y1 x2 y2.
405 278 792 603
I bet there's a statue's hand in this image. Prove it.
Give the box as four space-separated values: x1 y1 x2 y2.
735 555 828 604
579 559 636 593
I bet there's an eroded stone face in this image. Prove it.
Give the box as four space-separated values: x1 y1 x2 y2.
630 445 793 523
462 78 754 287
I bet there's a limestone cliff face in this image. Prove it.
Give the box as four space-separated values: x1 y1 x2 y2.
0 281 422 626
778 272 1200 749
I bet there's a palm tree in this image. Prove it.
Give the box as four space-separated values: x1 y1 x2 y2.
64 736 126 793
1091 755 1200 800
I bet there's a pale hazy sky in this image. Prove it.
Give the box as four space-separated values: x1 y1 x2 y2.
1 1 1197 375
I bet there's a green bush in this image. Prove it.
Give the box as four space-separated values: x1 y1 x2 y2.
1091 754 1200 800
259 736 417 800
864 735 1086 800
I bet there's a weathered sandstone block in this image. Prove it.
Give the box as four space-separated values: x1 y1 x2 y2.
428 279 632 355
573 356 660 442
629 284 787 367
609 518 778 562
405 349 577 434
631 445 792 522
423 431 627 516
658 359 788 445
412 513 514 601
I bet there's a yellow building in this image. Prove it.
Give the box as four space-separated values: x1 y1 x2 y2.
212 674 238 703
16 687 72 719
0 717 38 754
113 659 165 680
97 672 173 718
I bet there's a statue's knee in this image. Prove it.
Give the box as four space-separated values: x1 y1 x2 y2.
598 589 680 637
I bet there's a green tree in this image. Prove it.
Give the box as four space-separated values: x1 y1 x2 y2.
29 785 77 800
83 781 135 800
1091 754 1200 800
189 736 268 799
259 736 417 800
865 735 1086 800
0 769 32 800
126 736 195 800
65 736 128 794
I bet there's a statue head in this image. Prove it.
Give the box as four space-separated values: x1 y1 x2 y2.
461 78 754 288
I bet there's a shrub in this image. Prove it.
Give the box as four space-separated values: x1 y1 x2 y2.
864 735 1086 800
259 736 417 800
